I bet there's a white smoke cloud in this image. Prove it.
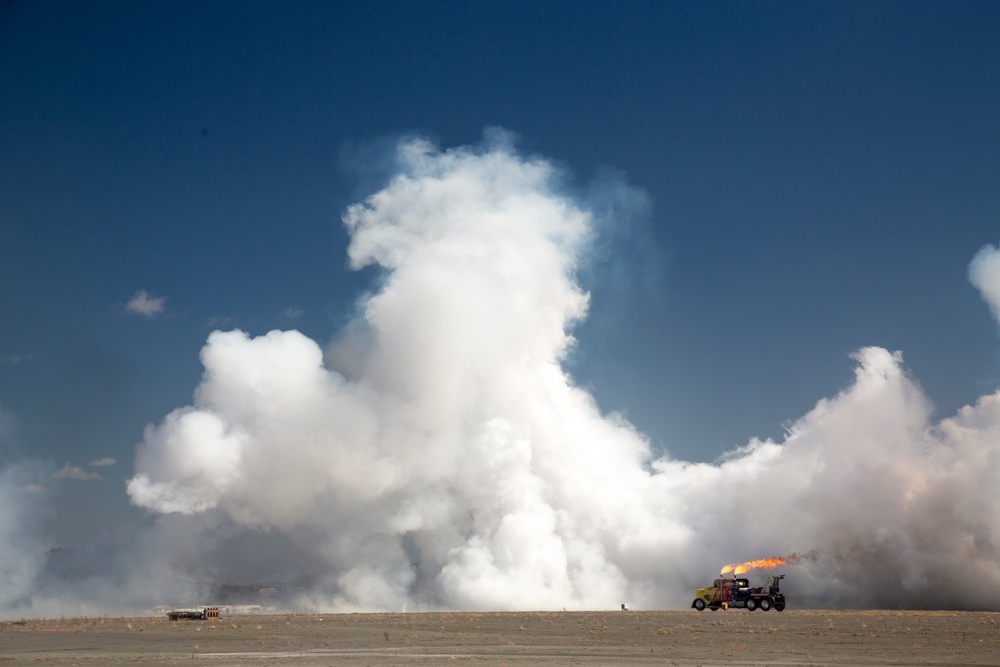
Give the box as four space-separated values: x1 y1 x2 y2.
970 243 1000 327
0 463 50 612
0 406 39 611
52 464 102 481
89 457 116 468
125 290 166 317
117 136 1000 612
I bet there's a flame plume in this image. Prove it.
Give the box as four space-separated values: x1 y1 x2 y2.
721 553 799 576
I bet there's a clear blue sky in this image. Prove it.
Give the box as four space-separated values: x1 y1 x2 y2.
2 1 999 548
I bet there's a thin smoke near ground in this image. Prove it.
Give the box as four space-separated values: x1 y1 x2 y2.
3 134 1000 616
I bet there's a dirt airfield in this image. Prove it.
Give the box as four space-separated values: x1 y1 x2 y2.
3 609 999 666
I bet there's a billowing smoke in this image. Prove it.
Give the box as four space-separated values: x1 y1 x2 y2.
119 135 1000 611
0 463 48 611
4 135 1000 616
970 244 1000 325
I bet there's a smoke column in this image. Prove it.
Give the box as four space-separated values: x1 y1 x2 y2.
0 463 47 612
79 134 1000 611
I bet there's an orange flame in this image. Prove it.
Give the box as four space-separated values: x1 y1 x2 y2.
720 553 798 576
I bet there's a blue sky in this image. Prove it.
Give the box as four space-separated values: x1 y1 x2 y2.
1 0 1000 582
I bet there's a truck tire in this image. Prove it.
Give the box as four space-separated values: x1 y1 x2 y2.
746 598 757 611
774 600 786 611
759 598 772 611
693 599 706 611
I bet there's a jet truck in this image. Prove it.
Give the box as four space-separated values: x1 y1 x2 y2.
691 574 786 611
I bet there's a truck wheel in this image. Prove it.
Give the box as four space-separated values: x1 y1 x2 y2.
693 599 706 611
746 598 756 611
774 600 785 611
759 598 772 611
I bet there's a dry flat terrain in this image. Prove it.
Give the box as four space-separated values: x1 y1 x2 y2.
2 610 999 666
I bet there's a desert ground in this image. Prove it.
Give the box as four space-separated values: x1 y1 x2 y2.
3 609 999 666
